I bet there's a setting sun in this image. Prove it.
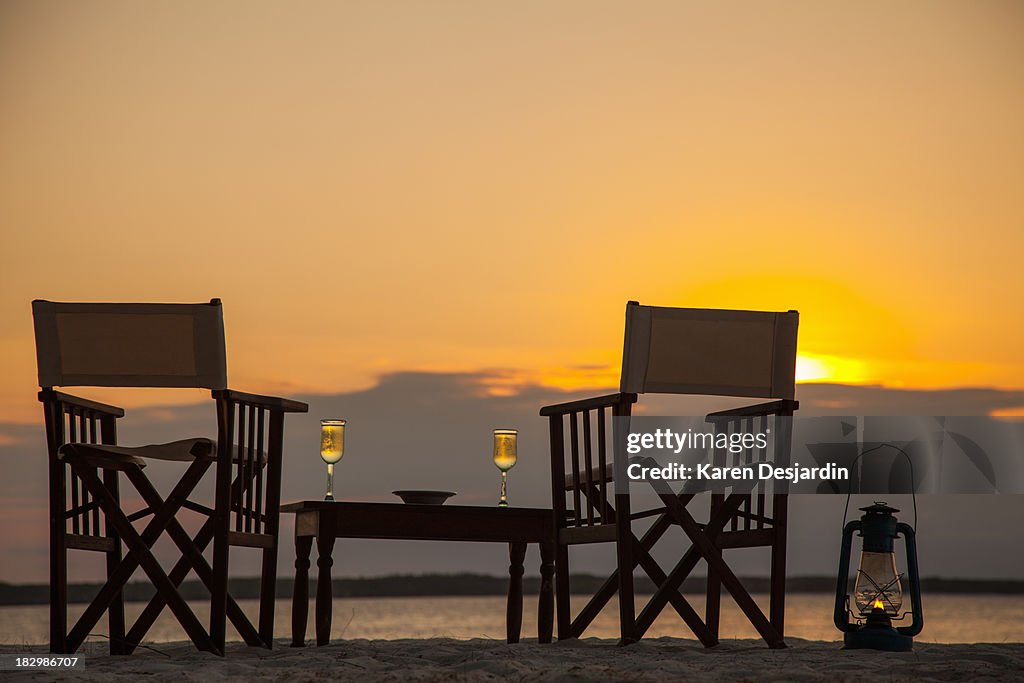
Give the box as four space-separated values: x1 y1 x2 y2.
796 353 869 385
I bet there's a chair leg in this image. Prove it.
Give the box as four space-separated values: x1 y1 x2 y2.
769 497 788 637
209 478 232 653
258 546 278 647
704 494 723 641
103 468 126 655
614 496 636 645
48 449 73 654
769 541 786 637
49 495 68 654
210 403 238 654
705 545 722 642
538 541 555 643
615 545 636 644
554 543 572 640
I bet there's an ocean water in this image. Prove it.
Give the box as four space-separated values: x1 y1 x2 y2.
1 594 1021 647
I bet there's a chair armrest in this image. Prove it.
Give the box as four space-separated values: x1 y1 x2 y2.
539 392 638 417
38 389 126 418
212 389 309 413
705 399 799 422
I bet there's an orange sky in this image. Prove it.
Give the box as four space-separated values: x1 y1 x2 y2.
1 1 1023 423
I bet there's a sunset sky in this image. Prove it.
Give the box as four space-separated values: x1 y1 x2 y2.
1 2 1024 588
2 1 1023 424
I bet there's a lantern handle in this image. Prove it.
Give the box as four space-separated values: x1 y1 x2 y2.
833 519 862 633
895 522 924 637
841 443 918 533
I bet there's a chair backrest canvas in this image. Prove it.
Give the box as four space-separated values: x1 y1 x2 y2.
619 302 798 400
32 299 227 390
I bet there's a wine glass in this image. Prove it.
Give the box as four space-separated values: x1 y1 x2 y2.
493 429 518 507
320 419 346 501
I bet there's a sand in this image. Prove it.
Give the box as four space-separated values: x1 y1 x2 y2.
3 637 1022 682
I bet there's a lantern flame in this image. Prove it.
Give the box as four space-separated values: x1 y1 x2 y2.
872 598 885 611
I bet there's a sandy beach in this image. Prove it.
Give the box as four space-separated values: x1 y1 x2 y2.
3 637 1022 682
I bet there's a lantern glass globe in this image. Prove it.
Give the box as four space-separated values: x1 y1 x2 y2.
853 550 903 616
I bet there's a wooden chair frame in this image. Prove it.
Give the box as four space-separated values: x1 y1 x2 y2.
542 392 797 648
41 388 307 656
542 301 799 647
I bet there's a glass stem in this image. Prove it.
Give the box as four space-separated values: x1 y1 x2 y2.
325 463 335 501
499 471 508 507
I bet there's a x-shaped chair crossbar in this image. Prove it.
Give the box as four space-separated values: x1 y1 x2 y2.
122 467 268 653
62 455 267 655
646 485 785 648
572 476 785 648
65 457 217 653
567 486 713 644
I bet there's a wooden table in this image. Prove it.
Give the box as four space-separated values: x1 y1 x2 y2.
281 501 555 646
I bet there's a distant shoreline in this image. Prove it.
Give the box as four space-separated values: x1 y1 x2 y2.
0 574 1021 606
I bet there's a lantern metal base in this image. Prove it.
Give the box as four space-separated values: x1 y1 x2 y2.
843 627 914 652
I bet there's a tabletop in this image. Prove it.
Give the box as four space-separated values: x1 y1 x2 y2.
281 500 553 543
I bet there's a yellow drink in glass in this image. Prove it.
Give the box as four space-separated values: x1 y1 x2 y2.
320 419 346 500
493 429 518 506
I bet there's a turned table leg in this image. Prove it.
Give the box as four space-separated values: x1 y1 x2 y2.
290 535 313 647
315 534 336 646
506 541 527 643
538 541 555 644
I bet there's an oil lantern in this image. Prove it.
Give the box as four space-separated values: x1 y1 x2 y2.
834 502 923 651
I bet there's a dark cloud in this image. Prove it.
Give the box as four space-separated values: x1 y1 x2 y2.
2 373 1022 584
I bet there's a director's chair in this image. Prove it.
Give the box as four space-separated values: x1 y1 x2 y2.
33 299 308 655
540 302 799 647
